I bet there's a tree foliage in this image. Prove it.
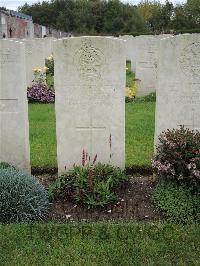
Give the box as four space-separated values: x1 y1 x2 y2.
18 0 200 35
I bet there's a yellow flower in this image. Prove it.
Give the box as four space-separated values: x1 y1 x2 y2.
125 84 138 98
33 67 43 73
43 66 49 72
47 54 53 61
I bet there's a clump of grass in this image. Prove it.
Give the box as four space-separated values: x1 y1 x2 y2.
0 223 199 265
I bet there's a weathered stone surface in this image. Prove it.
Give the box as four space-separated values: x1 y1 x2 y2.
134 35 173 97
120 35 133 60
44 37 55 58
155 34 200 145
129 37 138 73
24 38 46 86
54 36 126 174
120 35 137 72
0 40 30 172
135 35 159 97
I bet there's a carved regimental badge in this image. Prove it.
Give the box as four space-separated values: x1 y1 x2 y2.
179 42 200 79
74 40 104 82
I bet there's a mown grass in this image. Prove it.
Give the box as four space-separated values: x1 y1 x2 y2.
29 103 57 169
28 101 155 169
126 101 155 167
126 60 135 88
0 223 199 265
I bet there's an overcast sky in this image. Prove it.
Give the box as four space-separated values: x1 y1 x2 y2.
0 0 187 11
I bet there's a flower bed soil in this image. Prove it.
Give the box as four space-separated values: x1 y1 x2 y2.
37 174 162 223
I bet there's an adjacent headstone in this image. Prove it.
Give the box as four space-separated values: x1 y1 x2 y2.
155 34 200 145
134 34 173 97
120 35 137 73
54 36 126 174
135 35 159 96
129 37 138 73
0 40 30 172
24 38 46 86
120 35 133 61
43 37 55 58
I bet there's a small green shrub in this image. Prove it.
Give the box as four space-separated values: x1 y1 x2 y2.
45 55 54 77
153 181 200 223
49 163 127 208
0 168 49 223
46 73 54 90
135 92 156 103
0 162 15 170
152 126 200 189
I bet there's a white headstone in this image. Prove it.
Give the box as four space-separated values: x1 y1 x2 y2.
130 37 138 73
44 37 55 58
0 40 30 172
24 38 46 87
54 36 125 174
155 34 200 145
135 35 159 97
120 35 137 73
120 35 133 61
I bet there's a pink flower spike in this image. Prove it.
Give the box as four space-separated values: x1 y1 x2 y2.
92 154 98 165
109 134 112 149
82 149 85 166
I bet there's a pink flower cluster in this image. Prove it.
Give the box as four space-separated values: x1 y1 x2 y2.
152 160 175 176
187 162 200 179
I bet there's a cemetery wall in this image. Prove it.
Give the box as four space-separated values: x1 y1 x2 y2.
0 9 68 39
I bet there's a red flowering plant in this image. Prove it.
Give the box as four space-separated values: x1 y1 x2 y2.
49 135 127 208
152 126 200 190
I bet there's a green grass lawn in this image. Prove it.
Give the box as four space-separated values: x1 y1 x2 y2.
29 101 155 169
126 61 135 88
1 223 199 265
29 103 57 169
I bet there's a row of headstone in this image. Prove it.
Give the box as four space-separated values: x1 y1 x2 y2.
3 37 55 87
0 35 199 174
0 37 126 174
121 34 172 96
23 37 55 87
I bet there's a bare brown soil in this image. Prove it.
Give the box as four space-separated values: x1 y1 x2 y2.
37 174 162 223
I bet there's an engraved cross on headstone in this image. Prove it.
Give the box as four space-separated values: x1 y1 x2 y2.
76 115 106 156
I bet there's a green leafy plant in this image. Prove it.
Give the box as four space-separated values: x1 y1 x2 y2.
0 162 15 170
32 67 47 86
152 126 200 189
153 181 200 223
45 54 54 77
49 163 127 208
0 168 49 223
45 54 54 90
135 92 156 103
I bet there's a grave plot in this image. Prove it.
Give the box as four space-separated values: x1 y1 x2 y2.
54 36 126 174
